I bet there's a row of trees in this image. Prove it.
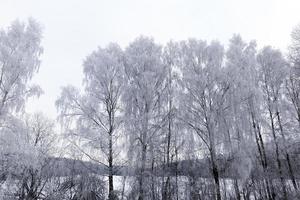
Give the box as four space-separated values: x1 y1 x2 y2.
0 19 299 200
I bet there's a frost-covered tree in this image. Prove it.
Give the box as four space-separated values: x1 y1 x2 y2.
161 41 180 200
287 25 300 128
178 39 229 200
225 35 258 199
0 19 42 117
56 43 124 200
17 113 55 199
0 19 43 196
123 37 167 200
257 47 289 199
0 112 56 199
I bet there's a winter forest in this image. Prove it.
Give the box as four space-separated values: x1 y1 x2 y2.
0 18 300 200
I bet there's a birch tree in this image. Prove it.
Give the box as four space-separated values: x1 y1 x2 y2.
225 35 258 199
0 19 43 193
161 41 179 200
257 47 288 199
287 24 300 128
56 43 124 200
0 19 42 117
178 39 229 200
123 37 167 200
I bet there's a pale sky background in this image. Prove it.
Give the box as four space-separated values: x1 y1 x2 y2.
0 0 300 119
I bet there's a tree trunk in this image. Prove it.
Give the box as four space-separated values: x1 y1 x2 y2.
175 147 179 200
138 104 149 200
138 143 147 200
210 149 221 200
249 107 274 200
108 131 114 200
163 68 173 200
276 110 298 191
234 179 241 200
268 108 287 200
121 176 126 200
162 109 172 200
151 157 155 200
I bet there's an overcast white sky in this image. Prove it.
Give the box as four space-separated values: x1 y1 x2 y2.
1 0 300 119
